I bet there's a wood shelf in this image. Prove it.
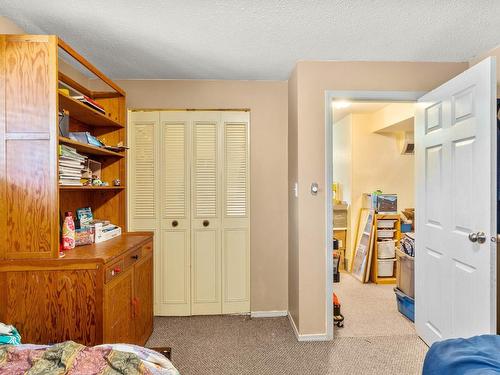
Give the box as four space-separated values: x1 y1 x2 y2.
59 136 124 158
375 277 397 285
58 93 124 128
59 186 125 191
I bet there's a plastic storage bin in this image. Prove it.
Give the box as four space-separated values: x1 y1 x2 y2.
401 223 412 233
394 287 414 322
377 229 396 238
396 248 414 298
333 204 348 229
377 258 396 276
378 240 396 259
377 220 396 229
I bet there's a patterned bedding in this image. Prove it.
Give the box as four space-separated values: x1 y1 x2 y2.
0 341 180 375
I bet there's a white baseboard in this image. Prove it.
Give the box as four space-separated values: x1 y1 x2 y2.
250 310 288 318
287 312 331 342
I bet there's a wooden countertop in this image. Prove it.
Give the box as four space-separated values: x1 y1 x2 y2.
0 232 153 270
62 232 153 263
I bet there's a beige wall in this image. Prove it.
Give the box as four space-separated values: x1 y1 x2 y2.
110 80 289 313
0 16 25 34
469 45 500 95
348 113 415 262
287 68 300 324
332 115 352 205
289 61 469 335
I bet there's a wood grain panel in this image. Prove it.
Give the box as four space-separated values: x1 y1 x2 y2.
5 40 50 133
104 267 134 343
2 269 100 345
5 140 54 258
134 251 154 345
0 36 6 260
0 36 58 260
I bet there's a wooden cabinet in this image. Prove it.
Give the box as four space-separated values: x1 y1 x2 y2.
104 267 134 344
103 241 154 344
0 36 153 346
0 234 154 346
134 253 154 343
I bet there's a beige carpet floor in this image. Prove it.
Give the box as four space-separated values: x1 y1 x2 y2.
147 316 427 374
146 270 426 374
334 272 416 337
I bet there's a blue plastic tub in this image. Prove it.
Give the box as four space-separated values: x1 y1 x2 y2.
401 223 412 233
394 287 415 322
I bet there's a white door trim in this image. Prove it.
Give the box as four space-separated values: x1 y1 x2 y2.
324 91 424 340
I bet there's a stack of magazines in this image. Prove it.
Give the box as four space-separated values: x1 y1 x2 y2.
59 145 87 186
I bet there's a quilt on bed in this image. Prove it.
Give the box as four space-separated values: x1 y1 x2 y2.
0 341 179 375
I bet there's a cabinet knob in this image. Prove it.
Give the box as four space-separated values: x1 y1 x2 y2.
203 220 210 227
131 255 139 260
172 220 178 227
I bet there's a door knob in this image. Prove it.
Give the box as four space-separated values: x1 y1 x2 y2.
469 232 487 244
172 220 178 227
476 232 487 244
203 220 210 227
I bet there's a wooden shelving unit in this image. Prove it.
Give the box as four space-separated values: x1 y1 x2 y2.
59 136 124 158
58 93 124 128
371 214 401 284
59 186 125 191
0 35 152 347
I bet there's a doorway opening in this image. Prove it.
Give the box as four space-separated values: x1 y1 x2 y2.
325 59 497 346
331 99 417 337
324 91 423 339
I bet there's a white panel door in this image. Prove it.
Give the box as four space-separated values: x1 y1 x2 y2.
415 57 496 345
221 112 251 314
159 111 191 316
128 111 161 312
190 112 222 315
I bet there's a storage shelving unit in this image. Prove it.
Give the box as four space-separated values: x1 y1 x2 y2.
370 214 401 284
0 35 152 346
56 39 127 232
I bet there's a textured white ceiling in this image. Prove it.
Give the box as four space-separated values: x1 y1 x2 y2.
2 0 500 80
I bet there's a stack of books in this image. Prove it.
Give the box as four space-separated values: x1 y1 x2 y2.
72 95 106 114
59 145 87 186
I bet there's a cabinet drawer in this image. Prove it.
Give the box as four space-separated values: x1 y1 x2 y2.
105 259 125 283
141 241 152 255
124 247 142 269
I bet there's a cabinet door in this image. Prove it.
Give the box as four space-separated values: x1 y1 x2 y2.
191 112 222 315
221 112 250 314
134 252 154 344
0 35 59 260
104 268 134 343
159 111 191 316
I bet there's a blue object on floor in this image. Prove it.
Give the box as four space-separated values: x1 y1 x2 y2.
423 335 500 375
394 287 414 322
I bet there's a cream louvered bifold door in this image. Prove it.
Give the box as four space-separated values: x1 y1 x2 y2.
129 110 249 316
190 112 222 315
128 111 161 311
221 112 250 313
158 111 191 316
